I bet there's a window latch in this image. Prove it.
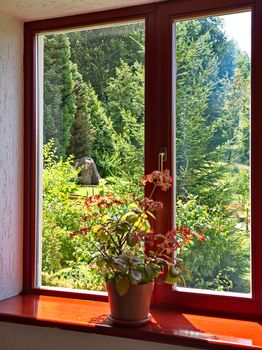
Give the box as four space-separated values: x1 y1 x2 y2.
158 148 167 172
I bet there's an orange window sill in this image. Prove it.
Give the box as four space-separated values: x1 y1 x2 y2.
0 294 262 350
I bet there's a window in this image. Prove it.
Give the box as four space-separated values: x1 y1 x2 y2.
24 0 262 318
174 12 251 295
35 20 145 292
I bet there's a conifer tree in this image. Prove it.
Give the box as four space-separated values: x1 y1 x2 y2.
85 83 116 177
44 33 76 157
105 61 144 177
67 64 92 159
176 22 220 204
219 53 250 165
105 60 144 133
68 23 145 101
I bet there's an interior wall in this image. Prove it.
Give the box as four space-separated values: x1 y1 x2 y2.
0 322 194 350
0 10 23 300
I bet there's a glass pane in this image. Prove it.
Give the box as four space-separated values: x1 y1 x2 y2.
37 21 145 291
174 12 251 294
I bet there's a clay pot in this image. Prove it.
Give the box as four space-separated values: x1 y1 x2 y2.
106 281 154 326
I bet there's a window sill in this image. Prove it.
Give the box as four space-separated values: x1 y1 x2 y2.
0 294 261 350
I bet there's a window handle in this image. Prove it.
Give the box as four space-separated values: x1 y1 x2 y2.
158 148 167 172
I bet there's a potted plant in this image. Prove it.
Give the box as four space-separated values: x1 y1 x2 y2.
72 170 204 326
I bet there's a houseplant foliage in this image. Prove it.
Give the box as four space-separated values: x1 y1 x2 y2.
72 170 204 323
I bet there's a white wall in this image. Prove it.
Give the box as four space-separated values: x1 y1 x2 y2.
0 322 194 350
0 10 23 300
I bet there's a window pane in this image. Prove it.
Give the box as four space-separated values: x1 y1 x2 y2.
37 21 145 291
174 12 251 294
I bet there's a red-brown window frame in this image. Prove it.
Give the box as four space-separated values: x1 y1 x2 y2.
23 4 157 302
24 0 262 319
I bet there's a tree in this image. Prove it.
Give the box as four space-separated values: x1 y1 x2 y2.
67 22 145 101
44 34 76 157
105 60 144 177
175 18 251 292
218 53 250 165
105 60 144 133
85 83 116 177
176 21 221 204
67 64 92 159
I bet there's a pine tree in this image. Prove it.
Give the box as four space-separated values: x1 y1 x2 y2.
44 33 76 157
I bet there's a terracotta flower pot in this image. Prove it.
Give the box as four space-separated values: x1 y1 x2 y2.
106 281 154 326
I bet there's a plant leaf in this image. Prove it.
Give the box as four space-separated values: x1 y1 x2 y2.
130 269 142 283
169 265 181 277
144 265 154 280
92 225 102 234
164 274 180 284
116 277 130 296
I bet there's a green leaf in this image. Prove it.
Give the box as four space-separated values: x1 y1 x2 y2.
116 222 130 234
127 233 137 246
116 277 130 296
130 269 142 283
99 232 108 243
156 258 168 266
120 212 138 224
115 255 130 265
144 265 154 280
164 274 180 284
113 259 127 272
133 256 143 264
92 225 102 234
169 265 181 277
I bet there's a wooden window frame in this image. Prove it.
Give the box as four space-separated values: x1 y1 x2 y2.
24 3 157 302
24 0 262 319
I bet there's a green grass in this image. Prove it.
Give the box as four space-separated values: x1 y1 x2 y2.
73 185 99 197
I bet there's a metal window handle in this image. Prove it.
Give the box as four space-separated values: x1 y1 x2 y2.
158 148 167 172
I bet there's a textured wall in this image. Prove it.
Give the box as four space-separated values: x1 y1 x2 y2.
0 322 195 350
0 10 23 300
0 0 163 21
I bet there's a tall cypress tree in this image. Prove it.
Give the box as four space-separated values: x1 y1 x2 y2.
44 33 76 157
67 64 92 159
85 83 116 177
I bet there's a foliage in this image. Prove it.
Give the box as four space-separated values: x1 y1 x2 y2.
67 64 92 159
68 22 145 101
106 60 144 132
105 61 144 177
176 194 250 292
41 16 251 294
72 170 204 295
42 140 80 273
217 53 250 165
174 17 251 293
84 83 117 177
44 34 76 157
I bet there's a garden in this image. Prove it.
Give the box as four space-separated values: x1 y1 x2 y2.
41 15 251 293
